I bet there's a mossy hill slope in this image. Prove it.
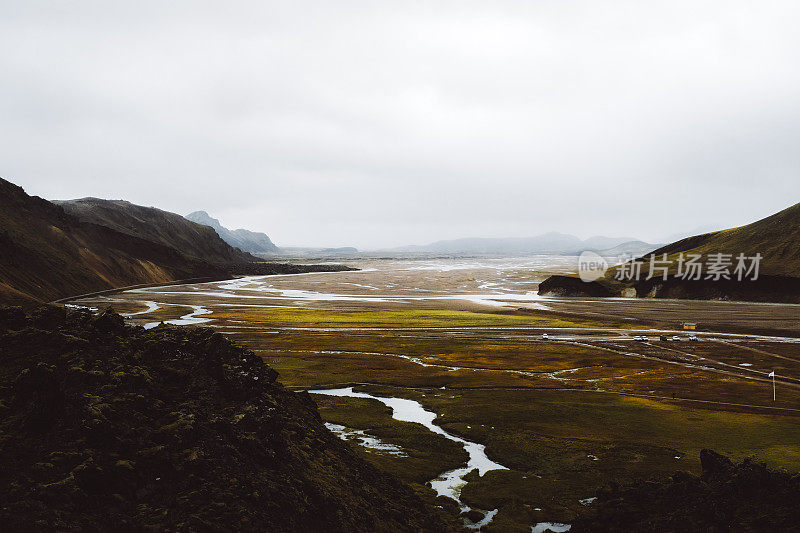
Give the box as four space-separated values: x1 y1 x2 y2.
0 307 452 532
539 202 800 302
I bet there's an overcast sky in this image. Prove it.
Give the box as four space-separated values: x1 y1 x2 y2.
2 1 799 249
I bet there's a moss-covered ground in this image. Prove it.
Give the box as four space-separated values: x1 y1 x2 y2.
82 299 800 531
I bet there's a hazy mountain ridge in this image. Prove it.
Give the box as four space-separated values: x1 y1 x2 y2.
185 211 278 254
392 232 657 255
594 240 659 259
57 199 256 264
0 178 229 306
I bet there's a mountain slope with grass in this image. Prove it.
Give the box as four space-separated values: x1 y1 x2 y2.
0 178 229 306
643 201 800 278
539 202 800 302
0 306 453 531
57 198 256 264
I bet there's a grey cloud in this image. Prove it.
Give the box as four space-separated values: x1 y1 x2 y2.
2 0 799 248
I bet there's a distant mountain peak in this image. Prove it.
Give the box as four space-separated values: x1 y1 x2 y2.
186 210 215 221
185 211 278 254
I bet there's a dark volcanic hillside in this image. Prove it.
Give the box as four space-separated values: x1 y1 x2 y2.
57 198 256 264
572 449 800 532
0 307 452 531
0 178 228 306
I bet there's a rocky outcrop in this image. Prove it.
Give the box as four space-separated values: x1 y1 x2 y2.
0 307 453 532
537 273 800 303
537 275 613 297
572 449 800 532
230 262 358 276
628 275 800 303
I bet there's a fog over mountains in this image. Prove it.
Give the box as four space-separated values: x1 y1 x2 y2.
391 233 659 256
185 211 278 254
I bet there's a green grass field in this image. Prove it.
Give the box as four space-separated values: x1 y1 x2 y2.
119 302 800 530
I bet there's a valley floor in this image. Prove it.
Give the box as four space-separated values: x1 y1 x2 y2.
70 257 800 531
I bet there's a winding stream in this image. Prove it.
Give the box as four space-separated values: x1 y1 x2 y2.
143 304 213 329
309 386 506 529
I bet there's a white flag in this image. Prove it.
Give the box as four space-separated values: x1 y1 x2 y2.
769 371 775 378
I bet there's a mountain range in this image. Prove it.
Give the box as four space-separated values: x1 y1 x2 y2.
391 233 658 256
185 210 278 254
57 199 255 264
